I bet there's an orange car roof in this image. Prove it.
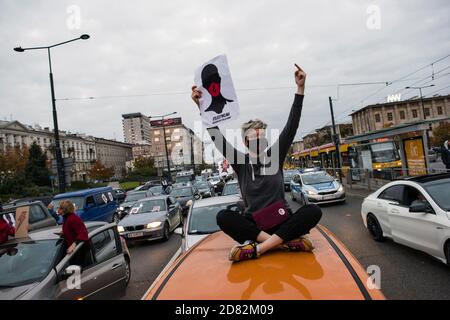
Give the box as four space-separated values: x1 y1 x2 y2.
145 226 385 300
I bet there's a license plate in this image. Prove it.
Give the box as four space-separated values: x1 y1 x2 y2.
127 232 143 238
323 195 335 200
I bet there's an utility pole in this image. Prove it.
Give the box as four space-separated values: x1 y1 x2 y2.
329 97 342 182
405 85 435 149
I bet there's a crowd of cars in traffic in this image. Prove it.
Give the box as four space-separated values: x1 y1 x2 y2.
1 166 449 300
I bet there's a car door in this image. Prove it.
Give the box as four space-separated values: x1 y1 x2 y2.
375 185 405 236
170 196 181 226
94 192 109 222
56 228 127 300
83 195 97 221
388 185 441 256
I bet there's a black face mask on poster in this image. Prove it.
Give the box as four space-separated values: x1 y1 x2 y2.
201 64 233 114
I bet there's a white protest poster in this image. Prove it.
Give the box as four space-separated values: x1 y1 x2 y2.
194 55 239 127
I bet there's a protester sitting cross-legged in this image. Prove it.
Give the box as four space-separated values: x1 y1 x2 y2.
191 64 322 262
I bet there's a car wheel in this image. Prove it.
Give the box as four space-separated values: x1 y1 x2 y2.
163 223 170 241
366 214 385 242
124 257 131 286
112 213 120 224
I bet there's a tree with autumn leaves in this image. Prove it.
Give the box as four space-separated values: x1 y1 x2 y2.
88 160 114 181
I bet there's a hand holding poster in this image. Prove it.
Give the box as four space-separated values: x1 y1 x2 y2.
194 55 240 127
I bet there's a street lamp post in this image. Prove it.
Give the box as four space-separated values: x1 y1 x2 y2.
14 34 90 193
189 129 196 174
405 85 435 120
405 84 435 150
150 112 177 182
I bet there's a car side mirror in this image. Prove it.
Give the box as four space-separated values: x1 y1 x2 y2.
174 227 184 237
194 194 201 200
409 201 433 214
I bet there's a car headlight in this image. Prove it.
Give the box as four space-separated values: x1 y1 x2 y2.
338 185 344 192
306 190 318 195
119 206 124 211
117 226 125 233
147 221 162 229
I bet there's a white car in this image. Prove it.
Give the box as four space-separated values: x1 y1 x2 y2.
175 195 242 252
361 173 450 265
291 171 345 205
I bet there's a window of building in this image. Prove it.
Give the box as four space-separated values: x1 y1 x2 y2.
154 130 160 135
399 110 406 120
387 112 393 121
424 108 430 117
174 128 180 133
437 106 443 115
412 109 418 118
154 137 160 142
375 114 381 123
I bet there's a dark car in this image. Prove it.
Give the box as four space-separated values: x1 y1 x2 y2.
8 196 53 207
111 189 127 204
0 222 131 300
222 180 241 196
1 201 57 231
117 190 154 219
170 186 201 216
134 181 160 191
118 195 182 242
193 181 215 198
148 185 172 196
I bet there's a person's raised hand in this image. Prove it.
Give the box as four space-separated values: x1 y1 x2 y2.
294 64 306 95
191 85 202 108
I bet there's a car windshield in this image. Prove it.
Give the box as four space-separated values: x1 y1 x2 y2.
302 172 334 185
423 179 450 211
195 182 209 189
149 186 164 194
223 183 239 196
171 187 192 197
125 192 147 202
50 197 84 211
0 240 62 287
131 199 166 214
284 171 296 182
189 203 235 234
370 142 400 163
176 176 191 184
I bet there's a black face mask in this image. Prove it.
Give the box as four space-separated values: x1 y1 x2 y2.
246 137 269 155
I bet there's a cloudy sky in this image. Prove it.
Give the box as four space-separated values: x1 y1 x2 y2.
1 0 449 149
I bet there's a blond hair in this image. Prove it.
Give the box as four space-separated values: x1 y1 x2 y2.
59 200 75 215
241 119 267 139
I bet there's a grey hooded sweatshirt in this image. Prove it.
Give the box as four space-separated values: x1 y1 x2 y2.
207 94 304 215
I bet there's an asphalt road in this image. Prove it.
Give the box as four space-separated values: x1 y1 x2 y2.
287 194 450 300
121 234 182 300
120 194 450 300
